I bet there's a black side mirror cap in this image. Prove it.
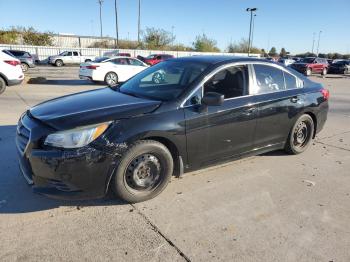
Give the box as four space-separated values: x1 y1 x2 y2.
202 92 224 106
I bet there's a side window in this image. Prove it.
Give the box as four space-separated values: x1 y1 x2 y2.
128 58 143 66
73 52 79 56
66 52 72 56
185 87 202 107
253 64 285 94
203 65 248 99
284 72 297 89
156 56 162 60
112 58 129 65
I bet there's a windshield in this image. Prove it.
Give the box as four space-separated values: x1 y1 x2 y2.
119 60 209 101
300 58 315 63
94 56 110 63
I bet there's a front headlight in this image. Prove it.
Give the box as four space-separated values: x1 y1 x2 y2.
44 122 110 148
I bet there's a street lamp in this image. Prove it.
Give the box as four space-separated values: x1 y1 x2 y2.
251 14 257 51
114 0 119 48
316 30 322 57
311 32 316 54
246 8 257 56
98 0 104 38
138 0 141 44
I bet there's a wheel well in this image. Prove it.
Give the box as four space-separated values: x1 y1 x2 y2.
304 112 317 138
0 74 8 85
85 59 92 62
142 136 182 176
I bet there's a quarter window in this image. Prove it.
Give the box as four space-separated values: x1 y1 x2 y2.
253 64 285 94
128 58 143 66
284 72 297 89
203 65 248 99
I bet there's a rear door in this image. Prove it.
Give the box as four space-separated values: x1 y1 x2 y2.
72 51 81 63
184 64 258 167
251 63 305 149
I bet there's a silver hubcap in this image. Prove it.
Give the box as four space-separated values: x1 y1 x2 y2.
126 154 161 190
153 73 163 83
106 73 117 85
21 64 27 71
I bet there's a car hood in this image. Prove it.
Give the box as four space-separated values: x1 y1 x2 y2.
29 88 161 130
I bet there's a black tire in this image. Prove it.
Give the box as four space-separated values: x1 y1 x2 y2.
21 63 29 72
0 77 6 95
305 67 312 76
104 72 118 86
112 140 174 203
285 114 314 155
55 59 63 67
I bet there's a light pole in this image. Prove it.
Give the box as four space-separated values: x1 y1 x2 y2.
246 8 257 56
138 0 141 44
171 26 175 46
114 0 119 48
311 32 315 54
251 14 257 51
316 30 322 57
98 0 104 38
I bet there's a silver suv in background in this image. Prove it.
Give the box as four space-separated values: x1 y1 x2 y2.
3 50 36 72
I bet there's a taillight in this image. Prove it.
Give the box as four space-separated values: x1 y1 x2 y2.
321 88 330 100
81 65 99 70
4 60 21 66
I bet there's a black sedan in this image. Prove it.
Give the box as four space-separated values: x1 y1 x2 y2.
16 56 329 202
328 60 350 74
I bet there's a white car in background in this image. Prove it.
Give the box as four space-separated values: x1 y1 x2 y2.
79 56 148 86
0 50 24 95
278 58 295 67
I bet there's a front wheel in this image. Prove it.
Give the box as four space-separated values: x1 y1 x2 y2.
104 72 118 86
55 60 63 67
21 63 29 72
285 114 314 154
112 140 173 203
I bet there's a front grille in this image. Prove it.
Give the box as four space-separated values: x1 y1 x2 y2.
16 114 31 154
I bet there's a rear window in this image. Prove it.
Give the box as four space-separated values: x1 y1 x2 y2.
94 57 109 63
253 64 285 94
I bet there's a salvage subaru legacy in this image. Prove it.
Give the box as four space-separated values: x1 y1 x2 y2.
16 56 329 203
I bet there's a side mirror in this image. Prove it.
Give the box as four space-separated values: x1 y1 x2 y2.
202 92 224 106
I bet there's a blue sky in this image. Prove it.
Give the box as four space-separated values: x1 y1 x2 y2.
0 0 349 54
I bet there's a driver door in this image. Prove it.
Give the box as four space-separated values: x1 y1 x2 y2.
184 65 258 168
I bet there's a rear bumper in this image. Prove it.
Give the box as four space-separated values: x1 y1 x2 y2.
8 78 24 86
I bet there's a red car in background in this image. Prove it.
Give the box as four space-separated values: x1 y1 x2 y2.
143 54 174 65
291 57 328 76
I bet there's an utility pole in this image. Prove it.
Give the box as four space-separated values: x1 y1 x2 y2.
246 8 257 56
114 0 119 48
138 0 141 44
311 32 316 54
316 30 322 57
98 0 104 39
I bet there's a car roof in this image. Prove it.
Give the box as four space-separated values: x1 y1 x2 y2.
170 55 264 65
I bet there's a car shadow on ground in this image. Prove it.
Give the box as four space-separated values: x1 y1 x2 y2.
27 79 105 86
0 125 127 214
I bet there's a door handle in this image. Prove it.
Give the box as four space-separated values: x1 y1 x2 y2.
290 96 299 103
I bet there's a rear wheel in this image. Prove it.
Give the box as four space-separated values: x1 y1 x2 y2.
20 63 29 72
104 72 118 86
55 59 63 67
285 114 314 154
305 67 312 76
112 140 173 203
0 77 6 95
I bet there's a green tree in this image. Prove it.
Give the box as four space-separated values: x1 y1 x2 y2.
193 34 220 52
280 48 287 57
0 28 19 44
21 27 53 46
268 47 277 57
142 27 174 50
227 38 261 54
